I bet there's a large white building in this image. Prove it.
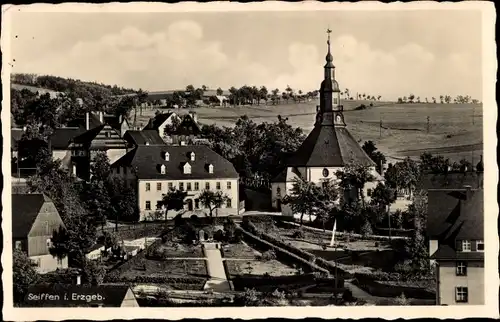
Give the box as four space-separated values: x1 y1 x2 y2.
111 144 241 221
271 31 383 216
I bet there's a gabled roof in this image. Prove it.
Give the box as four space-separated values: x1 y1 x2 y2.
12 194 53 239
430 244 484 261
287 125 375 167
71 124 129 149
24 284 136 307
143 112 175 130
49 127 85 150
111 144 239 180
426 188 483 243
124 130 165 146
104 114 129 131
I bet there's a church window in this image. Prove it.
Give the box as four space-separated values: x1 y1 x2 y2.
367 188 373 197
322 168 329 177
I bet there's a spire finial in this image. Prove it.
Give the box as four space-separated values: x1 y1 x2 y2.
327 28 332 47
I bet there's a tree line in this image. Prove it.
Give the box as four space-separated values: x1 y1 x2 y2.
397 93 480 105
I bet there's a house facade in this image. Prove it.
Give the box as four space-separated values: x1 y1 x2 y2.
12 194 68 274
427 187 484 305
271 31 382 216
111 144 240 221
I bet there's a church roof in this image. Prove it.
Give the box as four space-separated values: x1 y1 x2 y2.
287 125 375 167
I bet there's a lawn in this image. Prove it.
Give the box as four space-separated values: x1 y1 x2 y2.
111 251 208 279
225 259 298 277
137 100 483 163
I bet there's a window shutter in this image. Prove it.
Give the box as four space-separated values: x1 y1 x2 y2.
455 240 462 251
471 240 477 252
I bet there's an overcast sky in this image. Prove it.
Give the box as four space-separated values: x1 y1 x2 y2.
8 8 483 100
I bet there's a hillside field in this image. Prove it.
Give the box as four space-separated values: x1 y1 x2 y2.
136 99 483 164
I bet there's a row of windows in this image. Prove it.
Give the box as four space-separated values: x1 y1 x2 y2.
145 198 232 210
145 181 232 192
461 240 484 252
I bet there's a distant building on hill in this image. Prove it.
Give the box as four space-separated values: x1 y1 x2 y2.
271 30 383 216
427 186 484 305
110 144 241 221
12 194 68 274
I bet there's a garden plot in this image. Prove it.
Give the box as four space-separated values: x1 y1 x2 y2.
112 251 208 279
225 259 298 277
221 242 261 259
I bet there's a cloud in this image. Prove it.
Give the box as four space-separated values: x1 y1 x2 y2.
12 22 481 100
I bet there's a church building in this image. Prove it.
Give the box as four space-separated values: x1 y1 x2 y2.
271 30 383 216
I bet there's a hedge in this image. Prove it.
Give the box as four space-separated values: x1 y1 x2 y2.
104 274 207 285
353 274 435 299
236 227 330 276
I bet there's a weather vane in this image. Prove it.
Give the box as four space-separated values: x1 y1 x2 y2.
327 27 332 45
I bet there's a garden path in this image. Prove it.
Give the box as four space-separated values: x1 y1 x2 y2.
203 243 231 292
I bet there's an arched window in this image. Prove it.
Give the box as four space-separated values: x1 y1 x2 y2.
164 152 170 161
322 168 329 177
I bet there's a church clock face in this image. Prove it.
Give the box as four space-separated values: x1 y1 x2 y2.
322 168 329 177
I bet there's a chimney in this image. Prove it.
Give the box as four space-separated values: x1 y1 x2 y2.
76 275 81 285
86 112 90 130
99 111 104 123
119 115 123 124
72 165 77 176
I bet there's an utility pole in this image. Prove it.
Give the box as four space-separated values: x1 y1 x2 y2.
379 117 382 139
472 105 475 125
427 116 430 133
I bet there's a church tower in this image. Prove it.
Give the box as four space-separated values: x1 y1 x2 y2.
316 28 346 127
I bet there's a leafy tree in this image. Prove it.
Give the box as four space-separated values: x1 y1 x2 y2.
28 151 96 266
13 249 40 304
216 87 224 96
282 178 317 226
384 157 421 197
403 190 430 275
362 141 386 173
335 162 375 207
82 259 106 285
158 188 188 221
198 190 230 219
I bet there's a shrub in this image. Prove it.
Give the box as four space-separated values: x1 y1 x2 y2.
360 221 373 237
374 241 380 248
261 250 277 261
342 289 355 303
394 293 410 305
291 229 305 239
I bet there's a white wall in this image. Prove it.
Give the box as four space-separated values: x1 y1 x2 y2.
30 254 68 274
138 178 239 221
107 149 128 165
438 261 484 305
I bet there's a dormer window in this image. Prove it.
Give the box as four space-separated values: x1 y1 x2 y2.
164 152 170 161
208 164 214 174
183 162 192 174
160 164 166 174
190 152 195 162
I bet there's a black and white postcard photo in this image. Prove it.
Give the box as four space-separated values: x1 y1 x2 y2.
1 2 497 320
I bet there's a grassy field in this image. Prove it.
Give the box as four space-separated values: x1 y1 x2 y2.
136 99 483 163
